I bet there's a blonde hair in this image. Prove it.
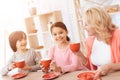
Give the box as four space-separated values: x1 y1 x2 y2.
85 7 117 44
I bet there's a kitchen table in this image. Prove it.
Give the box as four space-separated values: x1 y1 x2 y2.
0 70 120 80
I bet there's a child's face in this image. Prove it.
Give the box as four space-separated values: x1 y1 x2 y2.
51 27 68 44
16 34 27 51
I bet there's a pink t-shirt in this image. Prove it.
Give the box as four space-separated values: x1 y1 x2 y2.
48 45 81 73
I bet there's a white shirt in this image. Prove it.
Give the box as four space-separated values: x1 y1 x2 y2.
90 38 111 66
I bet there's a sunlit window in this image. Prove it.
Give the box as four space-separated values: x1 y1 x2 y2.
0 0 29 68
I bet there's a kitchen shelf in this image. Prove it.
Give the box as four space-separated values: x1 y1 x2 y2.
28 33 38 36
24 10 62 50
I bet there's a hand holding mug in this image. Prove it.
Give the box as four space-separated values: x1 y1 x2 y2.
50 62 62 73
8 62 16 71
15 60 25 68
21 64 32 70
40 58 52 73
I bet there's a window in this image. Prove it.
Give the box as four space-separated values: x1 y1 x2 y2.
0 0 29 68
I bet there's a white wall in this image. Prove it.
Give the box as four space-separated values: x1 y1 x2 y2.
0 0 29 68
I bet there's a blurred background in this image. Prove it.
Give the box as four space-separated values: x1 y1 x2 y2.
0 0 120 69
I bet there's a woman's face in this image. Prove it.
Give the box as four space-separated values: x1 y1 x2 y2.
84 22 96 36
51 27 68 44
16 34 27 51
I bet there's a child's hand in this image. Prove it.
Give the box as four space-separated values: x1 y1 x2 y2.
8 62 16 71
49 61 56 72
41 64 49 73
39 62 49 73
21 64 32 70
54 66 62 73
50 62 62 73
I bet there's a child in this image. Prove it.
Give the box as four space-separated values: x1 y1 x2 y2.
0 31 41 76
42 22 86 73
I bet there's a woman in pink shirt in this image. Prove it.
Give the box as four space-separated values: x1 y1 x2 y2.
79 6 120 79
46 22 86 73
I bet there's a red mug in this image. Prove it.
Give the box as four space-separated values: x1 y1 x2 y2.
70 43 80 52
40 59 52 71
15 60 25 68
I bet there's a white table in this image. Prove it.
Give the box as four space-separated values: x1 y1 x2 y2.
1 70 120 80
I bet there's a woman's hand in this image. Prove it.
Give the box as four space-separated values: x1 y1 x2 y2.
76 50 87 66
8 62 16 71
94 64 112 79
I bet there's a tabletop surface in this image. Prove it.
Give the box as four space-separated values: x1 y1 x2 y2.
1 70 120 80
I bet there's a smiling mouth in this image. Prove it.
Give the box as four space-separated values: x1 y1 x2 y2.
21 45 26 47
